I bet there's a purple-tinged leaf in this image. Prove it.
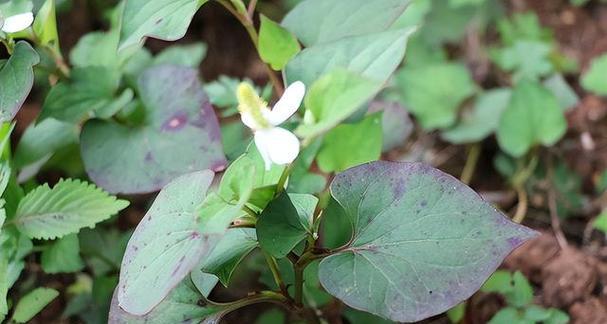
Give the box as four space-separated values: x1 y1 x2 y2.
319 161 537 322
117 170 215 315
81 65 226 194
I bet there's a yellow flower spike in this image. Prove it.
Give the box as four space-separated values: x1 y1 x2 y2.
237 82 270 129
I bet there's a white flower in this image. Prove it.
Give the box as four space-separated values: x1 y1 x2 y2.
237 81 305 170
1 12 34 33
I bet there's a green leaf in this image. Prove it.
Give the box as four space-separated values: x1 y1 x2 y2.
13 179 129 240
0 41 40 122
497 80 566 157
79 228 130 276
489 307 525 324
12 287 59 323
497 12 553 46
442 88 512 144
257 193 317 258
200 228 257 286
81 65 226 194
152 42 207 67
117 171 215 315
33 0 59 50
282 0 412 47
39 67 122 123
482 271 534 307
118 0 209 50
13 118 78 170
317 113 383 173
41 233 85 273
593 210 607 234
259 15 300 71
0 250 7 317
295 69 381 139
581 53 607 96
285 28 415 87
318 161 537 322
491 41 553 81
110 277 219 323
396 62 477 130
69 31 122 68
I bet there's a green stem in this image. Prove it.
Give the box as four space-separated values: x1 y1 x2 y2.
263 251 289 296
216 0 284 96
275 163 294 197
460 143 481 185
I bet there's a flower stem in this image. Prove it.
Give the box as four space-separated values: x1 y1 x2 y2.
275 163 295 197
216 0 284 96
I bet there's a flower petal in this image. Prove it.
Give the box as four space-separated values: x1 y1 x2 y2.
268 81 305 126
254 132 273 171
2 12 34 33
254 127 300 168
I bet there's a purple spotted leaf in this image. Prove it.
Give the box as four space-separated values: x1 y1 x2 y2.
80 65 226 194
318 161 537 322
117 170 217 315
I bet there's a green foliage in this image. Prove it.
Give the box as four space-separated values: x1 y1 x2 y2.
296 69 381 139
118 0 209 50
0 41 39 122
582 53 607 96
594 210 607 234
490 41 553 81
33 0 58 50
442 88 511 144
13 179 129 239
199 228 257 286
397 62 477 130
316 113 383 172
483 271 569 324
41 233 85 273
497 80 567 157
12 287 59 323
257 193 316 258
258 15 300 71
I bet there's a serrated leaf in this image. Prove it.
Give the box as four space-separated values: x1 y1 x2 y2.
259 15 300 71
117 170 214 315
318 161 537 322
396 62 477 130
41 233 85 274
118 0 209 50
81 65 226 194
316 113 383 173
0 41 39 122
12 287 59 323
200 228 257 286
13 179 129 240
282 0 412 47
257 193 316 258
497 80 566 157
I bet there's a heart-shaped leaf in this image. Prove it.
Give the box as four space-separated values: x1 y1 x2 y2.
318 161 537 322
118 0 209 50
117 170 214 315
0 41 39 122
81 65 226 194
285 28 414 87
282 0 412 47
496 80 566 157
257 193 317 258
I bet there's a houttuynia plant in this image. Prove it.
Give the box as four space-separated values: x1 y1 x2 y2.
0 0 538 323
